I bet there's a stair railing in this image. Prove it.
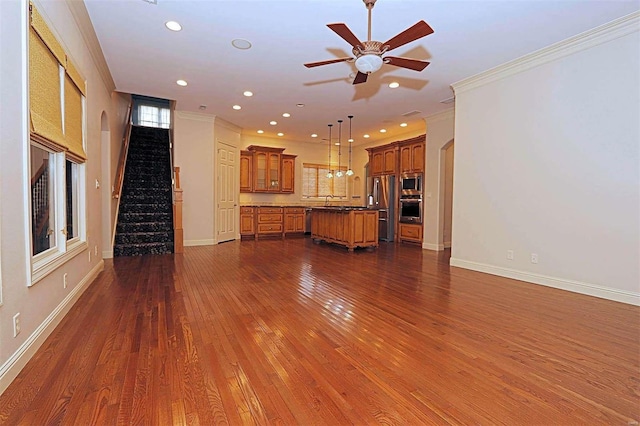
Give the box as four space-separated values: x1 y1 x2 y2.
31 159 50 252
112 102 133 200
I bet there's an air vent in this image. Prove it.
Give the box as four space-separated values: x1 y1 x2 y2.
402 110 422 117
440 97 455 104
142 0 157 3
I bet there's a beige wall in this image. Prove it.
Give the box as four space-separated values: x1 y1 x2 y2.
450 15 639 304
0 0 116 394
173 111 216 246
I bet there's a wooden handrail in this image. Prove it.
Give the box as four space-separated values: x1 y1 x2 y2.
112 102 133 199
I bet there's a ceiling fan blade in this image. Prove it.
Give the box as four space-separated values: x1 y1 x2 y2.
328 23 364 49
382 20 434 52
384 56 430 71
304 57 352 68
353 71 368 85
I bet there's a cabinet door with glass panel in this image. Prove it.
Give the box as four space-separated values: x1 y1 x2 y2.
248 146 285 192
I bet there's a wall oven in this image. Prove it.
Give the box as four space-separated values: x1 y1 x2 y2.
399 195 422 224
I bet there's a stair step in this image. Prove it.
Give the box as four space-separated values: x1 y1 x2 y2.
118 203 172 214
117 222 173 233
113 242 174 257
118 211 172 222
115 231 174 245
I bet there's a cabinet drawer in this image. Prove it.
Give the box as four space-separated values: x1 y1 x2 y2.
257 223 283 233
258 207 283 214
258 214 283 223
240 206 254 214
400 223 422 240
285 207 305 214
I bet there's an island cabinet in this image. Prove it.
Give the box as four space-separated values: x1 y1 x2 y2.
310 208 379 251
240 207 255 239
256 207 284 240
399 137 425 174
399 222 422 244
284 207 305 236
241 146 296 194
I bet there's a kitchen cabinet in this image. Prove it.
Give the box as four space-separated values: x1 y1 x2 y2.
310 208 378 251
242 146 296 194
367 145 398 175
284 207 305 235
399 137 425 173
240 206 255 238
240 151 253 192
281 155 295 193
256 207 284 239
399 222 422 244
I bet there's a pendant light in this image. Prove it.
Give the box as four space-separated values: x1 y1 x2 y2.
335 120 344 178
346 115 354 176
326 124 333 178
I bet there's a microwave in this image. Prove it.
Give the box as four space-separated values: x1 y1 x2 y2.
400 173 423 195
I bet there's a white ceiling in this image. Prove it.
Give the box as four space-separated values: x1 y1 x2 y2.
84 0 639 144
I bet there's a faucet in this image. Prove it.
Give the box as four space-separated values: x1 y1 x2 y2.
324 194 334 206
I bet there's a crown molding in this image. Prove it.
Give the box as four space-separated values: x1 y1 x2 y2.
214 117 242 133
452 11 640 95
175 110 215 123
65 0 115 92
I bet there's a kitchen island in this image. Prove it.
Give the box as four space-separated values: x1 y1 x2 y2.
310 207 379 251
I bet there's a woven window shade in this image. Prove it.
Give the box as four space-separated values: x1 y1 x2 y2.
29 27 65 148
64 74 85 160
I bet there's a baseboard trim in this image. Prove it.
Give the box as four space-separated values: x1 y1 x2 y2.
102 250 113 259
449 257 640 306
0 260 104 395
423 242 445 251
184 239 215 247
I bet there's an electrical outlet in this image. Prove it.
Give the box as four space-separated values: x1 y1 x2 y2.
531 253 539 264
63 273 68 289
13 313 21 337
506 250 514 260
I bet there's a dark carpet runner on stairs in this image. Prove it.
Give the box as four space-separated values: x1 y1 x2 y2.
114 125 174 256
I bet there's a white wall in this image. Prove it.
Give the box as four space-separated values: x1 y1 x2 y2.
450 14 640 305
0 0 116 394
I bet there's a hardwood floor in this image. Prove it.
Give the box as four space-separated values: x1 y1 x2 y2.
1 239 638 425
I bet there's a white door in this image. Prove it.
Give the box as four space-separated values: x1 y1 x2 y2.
217 142 237 243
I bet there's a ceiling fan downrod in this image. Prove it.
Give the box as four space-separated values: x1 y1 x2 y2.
363 0 377 42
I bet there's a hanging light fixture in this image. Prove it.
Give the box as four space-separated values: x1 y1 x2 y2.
326 124 333 178
346 115 354 176
335 120 344 177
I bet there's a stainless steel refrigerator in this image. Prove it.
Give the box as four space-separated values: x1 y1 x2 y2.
367 175 395 241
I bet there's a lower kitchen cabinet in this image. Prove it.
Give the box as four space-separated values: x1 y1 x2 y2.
256 207 284 240
284 207 305 236
399 222 422 244
240 207 255 239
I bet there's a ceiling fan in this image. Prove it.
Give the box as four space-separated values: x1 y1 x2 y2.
304 0 434 85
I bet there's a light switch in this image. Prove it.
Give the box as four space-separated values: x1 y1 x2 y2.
95 179 100 189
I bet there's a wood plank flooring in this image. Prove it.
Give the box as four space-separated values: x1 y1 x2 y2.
0 239 638 425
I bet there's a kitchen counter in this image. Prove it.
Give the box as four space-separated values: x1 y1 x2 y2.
309 207 379 251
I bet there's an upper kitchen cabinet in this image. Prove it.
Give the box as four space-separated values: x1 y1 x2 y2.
367 145 398 176
241 146 296 194
399 135 425 174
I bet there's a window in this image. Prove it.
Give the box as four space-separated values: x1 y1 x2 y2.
28 2 87 283
138 105 170 129
302 163 347 199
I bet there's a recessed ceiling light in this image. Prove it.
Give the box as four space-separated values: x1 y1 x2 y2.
296 103 305 108
282 113 291 118
243 91 253 97
380 129 387 133
388 82 400 89
363 134 370 138
348 138 354 142
165 21 182 31
269 121 277 125
400 122 408 127
334 142 340 146
199 105 207 110
311 134 318 138
176 79 187 86
231 39 252 50
277 132 284 137
257 130 264 134
232 105 241 110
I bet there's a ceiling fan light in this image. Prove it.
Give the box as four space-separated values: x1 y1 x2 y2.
355 54 383 74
